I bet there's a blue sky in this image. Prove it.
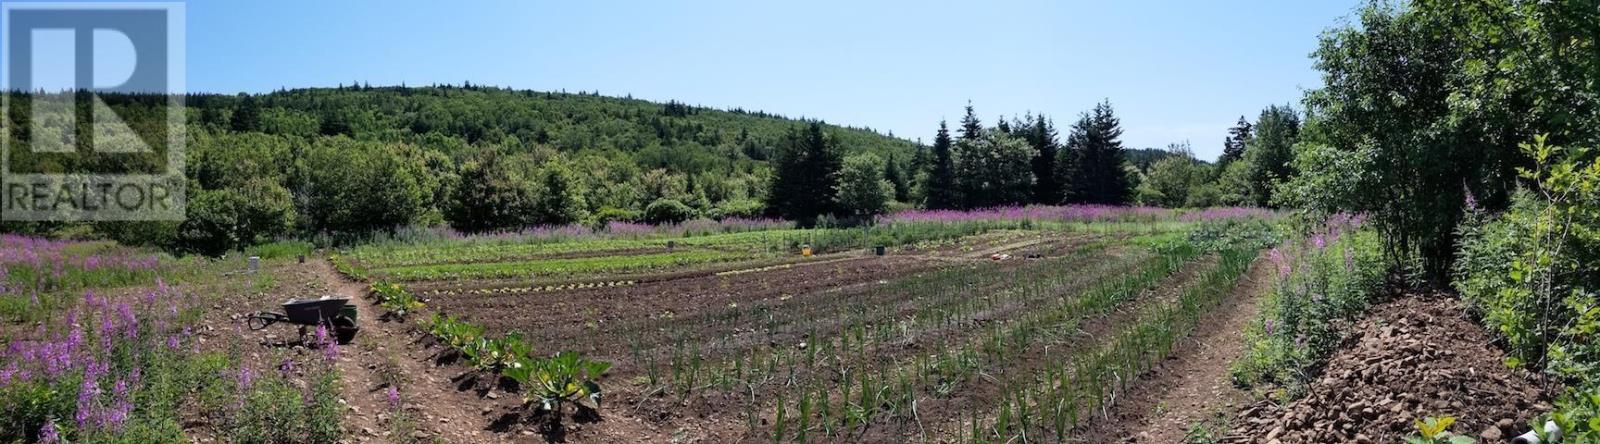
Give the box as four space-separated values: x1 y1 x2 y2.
179 0 1358 161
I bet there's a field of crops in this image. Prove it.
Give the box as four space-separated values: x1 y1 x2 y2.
335 209 1283 442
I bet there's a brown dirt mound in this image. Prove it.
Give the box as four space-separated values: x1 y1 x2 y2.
1225 292 1554 444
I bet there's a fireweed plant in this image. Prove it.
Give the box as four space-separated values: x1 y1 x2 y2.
0 236 166 323
1230 215 1387 395
0 238 345 443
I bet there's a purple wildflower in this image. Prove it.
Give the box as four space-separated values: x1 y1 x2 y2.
279 359 296 378
386 385 401 409
236 366 255 391
323 339 340 362
314 323 329 345
38 419 60 444
116 302 138 338
75 377 100 428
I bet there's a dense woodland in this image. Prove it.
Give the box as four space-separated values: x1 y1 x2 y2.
3 83 1305 254
4 86 921 251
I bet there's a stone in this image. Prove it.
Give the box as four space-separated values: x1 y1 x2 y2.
1480 427 1502 441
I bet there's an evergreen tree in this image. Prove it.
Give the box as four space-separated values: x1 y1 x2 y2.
230 94 262 133
883 153 909 202
923 121 960 209
1017 114 1062 204
958 102 983 142
765 122 843 224
1219 116 1253 167
1058 100 1132 205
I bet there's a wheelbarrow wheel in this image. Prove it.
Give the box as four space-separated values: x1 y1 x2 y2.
331 315 359 344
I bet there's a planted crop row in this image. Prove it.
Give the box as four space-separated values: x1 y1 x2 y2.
371 249 755 281
604 238 1122 361
958 247 1259 443
604 236 1208 441
752 241 1212 442
350 219 1067 273
418 280 638 298
342 253 619 419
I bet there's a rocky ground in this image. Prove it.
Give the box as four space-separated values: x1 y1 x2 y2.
1224 292 1555 444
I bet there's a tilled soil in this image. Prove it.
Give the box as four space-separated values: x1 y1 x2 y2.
1224 292 1554 444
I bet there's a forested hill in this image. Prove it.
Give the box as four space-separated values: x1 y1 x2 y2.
3 85 924 252
193 85 918 172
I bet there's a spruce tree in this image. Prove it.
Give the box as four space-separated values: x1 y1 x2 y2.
1020 114 1062 204
883 153 909 202
1218 116 1253 167
958 102 983 142
765 122 842 224
230 94 262 133
1058 100 1131 205
923 121 960 209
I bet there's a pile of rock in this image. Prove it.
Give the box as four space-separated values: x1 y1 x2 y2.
1225 293 1553 443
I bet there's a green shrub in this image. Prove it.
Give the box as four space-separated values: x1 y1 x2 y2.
1454 138 1600 438
706 199 764 220
1454 140 1599 377
643 199 698 224
592 206 641 225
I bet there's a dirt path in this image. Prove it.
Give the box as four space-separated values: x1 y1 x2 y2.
1080 251 1274 444
312 258 510 444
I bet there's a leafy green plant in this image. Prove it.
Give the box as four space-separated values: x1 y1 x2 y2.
502 351 612 413
425 313 484 351
463 332 531 374
1404 416 1476 444
329 253 369 281
1548 385 1600 442
369 281 424 315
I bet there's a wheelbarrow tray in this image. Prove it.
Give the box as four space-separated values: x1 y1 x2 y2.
282 298 350 325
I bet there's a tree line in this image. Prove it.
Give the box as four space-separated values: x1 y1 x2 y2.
2 86 918 253
760 97 1311 225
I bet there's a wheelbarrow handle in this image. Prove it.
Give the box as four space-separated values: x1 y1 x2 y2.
245 312 288 331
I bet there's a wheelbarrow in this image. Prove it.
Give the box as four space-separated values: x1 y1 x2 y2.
246 297 359 344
